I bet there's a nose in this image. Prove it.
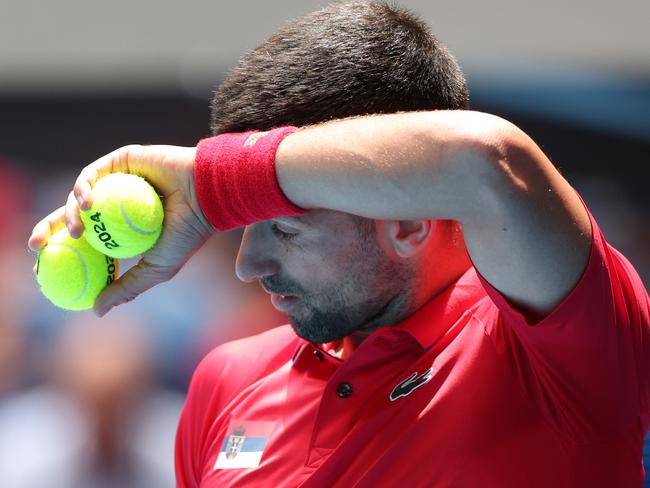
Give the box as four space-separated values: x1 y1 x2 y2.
235 223 280 283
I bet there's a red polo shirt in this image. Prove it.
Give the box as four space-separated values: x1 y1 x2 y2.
175 212 650 487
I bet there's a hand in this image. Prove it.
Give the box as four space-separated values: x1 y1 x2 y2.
28 144 215 316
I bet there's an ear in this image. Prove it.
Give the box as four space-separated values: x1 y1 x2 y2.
378 220 434 258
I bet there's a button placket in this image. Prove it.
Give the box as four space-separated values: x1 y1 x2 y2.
308 333 421 457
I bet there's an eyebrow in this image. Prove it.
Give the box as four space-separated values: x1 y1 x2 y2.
273 216 308 226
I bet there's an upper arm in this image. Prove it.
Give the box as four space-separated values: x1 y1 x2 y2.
458 117 592 317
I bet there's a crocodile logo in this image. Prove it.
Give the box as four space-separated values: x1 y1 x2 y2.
389 368 433 401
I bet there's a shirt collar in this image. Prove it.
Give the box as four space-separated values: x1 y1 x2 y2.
393 268 484 350
292 268 484 363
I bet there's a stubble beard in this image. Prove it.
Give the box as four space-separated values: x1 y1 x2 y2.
288 293 392 344
285 261 410 345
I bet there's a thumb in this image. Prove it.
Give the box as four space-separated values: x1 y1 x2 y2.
93 259 176 317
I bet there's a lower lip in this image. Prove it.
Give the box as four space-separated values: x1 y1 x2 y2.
270 294 299 313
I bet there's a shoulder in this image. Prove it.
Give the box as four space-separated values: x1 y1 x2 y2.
198 323 301 375
176 326 300 485
189 324 301 405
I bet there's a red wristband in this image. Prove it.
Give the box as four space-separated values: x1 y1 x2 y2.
194 127 305 231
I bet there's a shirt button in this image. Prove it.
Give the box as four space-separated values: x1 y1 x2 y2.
336 382 353 398
313 350 324 362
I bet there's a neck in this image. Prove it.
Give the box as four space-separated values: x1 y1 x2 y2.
343 256 471 357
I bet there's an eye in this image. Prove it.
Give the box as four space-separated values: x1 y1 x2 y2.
270 222 298 241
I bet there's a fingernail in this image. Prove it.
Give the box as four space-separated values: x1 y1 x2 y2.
80 197 91 211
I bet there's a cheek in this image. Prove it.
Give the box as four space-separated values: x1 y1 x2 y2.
325 255 381 298
283 224 380 293
294 255 341 289
284 245 358 293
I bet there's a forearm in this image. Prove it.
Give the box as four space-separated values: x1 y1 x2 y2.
275 110 510 223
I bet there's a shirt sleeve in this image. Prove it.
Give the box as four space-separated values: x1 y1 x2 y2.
175 350 227 488
174 343 261 487
477 208 650 442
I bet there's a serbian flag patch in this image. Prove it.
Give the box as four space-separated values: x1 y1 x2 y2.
213 419 276 470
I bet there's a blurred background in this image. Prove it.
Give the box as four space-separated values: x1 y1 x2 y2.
0 0 648 486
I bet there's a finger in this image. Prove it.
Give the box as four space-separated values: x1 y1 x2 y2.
74 145 135 210
93 259 173 317
65 191 84 238
28 206 65 251
74 163 98 211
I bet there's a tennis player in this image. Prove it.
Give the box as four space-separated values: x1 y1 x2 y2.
29 2 649 487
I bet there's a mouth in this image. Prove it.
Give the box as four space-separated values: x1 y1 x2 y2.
260 283 300 313
269 293 299 313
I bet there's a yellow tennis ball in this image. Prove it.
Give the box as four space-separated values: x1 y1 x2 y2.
80 173 164 259
36 228 119 311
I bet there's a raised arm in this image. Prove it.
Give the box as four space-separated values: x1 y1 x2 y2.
275 110 592 316
29 110 591 317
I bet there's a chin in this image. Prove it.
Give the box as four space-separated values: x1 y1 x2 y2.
288 321 334 344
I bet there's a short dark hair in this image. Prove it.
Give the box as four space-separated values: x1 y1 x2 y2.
211 1 469 134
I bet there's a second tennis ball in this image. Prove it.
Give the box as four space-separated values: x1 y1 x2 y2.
36 227 118 311
80 173 164 259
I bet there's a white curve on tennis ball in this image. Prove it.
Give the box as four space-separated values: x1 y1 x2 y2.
119 194 160 235
52 244 89 305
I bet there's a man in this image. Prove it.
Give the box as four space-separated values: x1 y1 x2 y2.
28 1 650 487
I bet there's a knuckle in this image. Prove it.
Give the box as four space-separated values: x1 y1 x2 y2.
80 161 96 176
73 181 84 196
122 144 143 160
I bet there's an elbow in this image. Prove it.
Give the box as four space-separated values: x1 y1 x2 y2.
460 112 526 165
433 112 543 218
428 111 524 168
460 112 541 194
